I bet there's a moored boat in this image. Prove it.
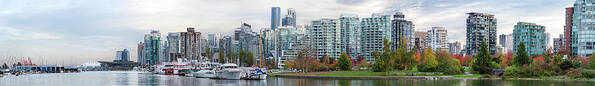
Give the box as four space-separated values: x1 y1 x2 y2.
214 63 241 80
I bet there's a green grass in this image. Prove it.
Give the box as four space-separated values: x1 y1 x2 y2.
315 70 447 77
452 74 484 78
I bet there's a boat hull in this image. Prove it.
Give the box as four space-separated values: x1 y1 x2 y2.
215 71 241 80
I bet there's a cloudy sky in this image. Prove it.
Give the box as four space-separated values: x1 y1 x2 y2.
0 0 573 65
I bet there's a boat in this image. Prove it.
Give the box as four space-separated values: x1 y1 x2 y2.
240 68 267 80
192 62 218 78
155 62 192 75
214 63 242 80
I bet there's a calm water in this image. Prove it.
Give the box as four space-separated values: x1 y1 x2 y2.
1 71 594 86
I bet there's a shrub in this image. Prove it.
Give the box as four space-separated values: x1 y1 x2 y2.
503 66 521 78
560 60 581 70
581 69 595 78
435 51 464 74
418 48 438 72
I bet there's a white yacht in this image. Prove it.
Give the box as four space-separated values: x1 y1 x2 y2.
214 63 242 80
192 62 218 78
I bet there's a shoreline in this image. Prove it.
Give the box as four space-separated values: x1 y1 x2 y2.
273 73 595 81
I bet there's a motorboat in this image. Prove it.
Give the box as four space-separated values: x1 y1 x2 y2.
214 63 242 80
240 68 267 80
192 62 218 78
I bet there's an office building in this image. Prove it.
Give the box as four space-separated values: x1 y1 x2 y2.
271 7 281 30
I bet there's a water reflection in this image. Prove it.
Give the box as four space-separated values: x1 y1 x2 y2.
1 71 594 86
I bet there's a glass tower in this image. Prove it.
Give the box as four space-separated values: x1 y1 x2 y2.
513 22 547 55
572 0 595 57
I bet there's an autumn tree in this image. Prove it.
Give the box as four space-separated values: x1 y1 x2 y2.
372 38 393 73
418 48 438 72
396 36 416 70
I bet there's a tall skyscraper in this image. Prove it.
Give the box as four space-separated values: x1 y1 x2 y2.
143 30 161 65
208 33 221 52
308 19 341 59
448 41 461 54
166 32 182 61
392 12 415 51
465 12 497 55
499 34 513 53
271 7 281 30
361 14 391 61
115 49 129 62
137 42 144 65
180 27 202 61
513 22 547 55
235 23 256 55
571 0 595 57
426 27 448 51
563 7 573 55
339 14 361 59
282 8 296 27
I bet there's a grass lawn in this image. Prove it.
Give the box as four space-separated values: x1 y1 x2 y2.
315 70 447 77
452 74 484 78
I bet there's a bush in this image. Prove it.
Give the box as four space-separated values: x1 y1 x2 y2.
435 51 464 74
560 60 581 70
418 48 438 72
503 66 521 78
581 69 595 78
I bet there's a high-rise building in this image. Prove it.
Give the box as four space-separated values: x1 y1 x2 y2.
465 12 497 55
553 34 563 54
208 33 221 52
143 30 161 65
339 14 361 59
271 7 281 30
361 14 391 61
414 31 427 50
392 12 415 51
137 42 144 65
308 19 341 59
219 36 233 62
546 33 551 49
426 27 448 51
499 34 513 53
282 8 296 27
180 27 202 61
571 0 595 57
278 26 309 68
235 23 256 55
448 41 461 54
166 32 182 62
115 49 129 62
563 7 573 55
513 22 547 55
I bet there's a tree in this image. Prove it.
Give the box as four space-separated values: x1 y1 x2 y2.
418 48 438 72
590 52 595 69
472 41 494 74
396 36 416 70
226 51 235 63
219 50 225 63
513 42 531 66
338 53 352 70
239 50 255 67
371 38 394 74
435 50 464 74
542 48 553 63
356 59 370 69
206 48 212 59
553 54 563 65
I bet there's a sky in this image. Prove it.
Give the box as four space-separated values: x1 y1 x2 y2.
0 0 574 65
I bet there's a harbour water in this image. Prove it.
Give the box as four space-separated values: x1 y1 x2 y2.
1 71 594 86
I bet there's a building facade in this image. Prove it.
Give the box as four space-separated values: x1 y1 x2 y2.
180 27 202 61
499 34 513 53
166 32 182 62
414 31 427 51
308 19 341 59
465 12 497 55
137 42 144 65
282 8 296 27
571 0 595 57
563 7 573 55
392 12 415 51
448 41 461 54
115 49 129 62
143 30 161 65
361 14 391 61
426 27 448 51
553 35 563 54
271 7 281 30
513 22 547 55
339 14 361 59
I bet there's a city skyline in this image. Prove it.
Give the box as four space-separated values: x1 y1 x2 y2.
0 0 572 65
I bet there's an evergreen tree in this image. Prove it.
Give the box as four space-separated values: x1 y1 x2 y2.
514 42 531 66
472 41 493 74
219 50 225 63
338 53 352 70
